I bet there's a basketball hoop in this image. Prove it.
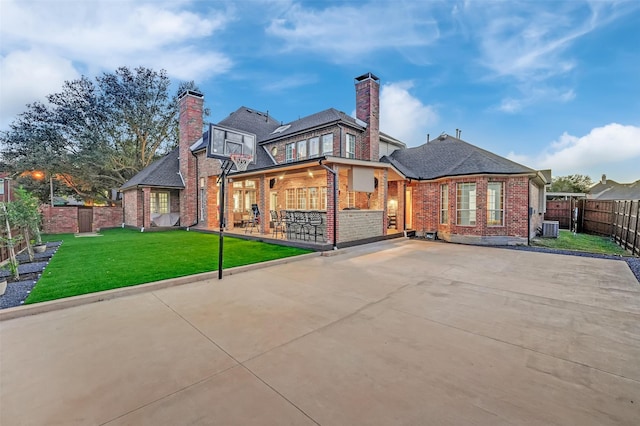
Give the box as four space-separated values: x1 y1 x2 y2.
230 153 252 172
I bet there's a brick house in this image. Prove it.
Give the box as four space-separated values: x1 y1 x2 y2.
120 72 548 246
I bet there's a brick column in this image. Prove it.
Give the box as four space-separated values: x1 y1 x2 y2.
178 90 204 227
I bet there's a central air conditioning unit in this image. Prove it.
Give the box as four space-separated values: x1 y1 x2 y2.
542 220 559 238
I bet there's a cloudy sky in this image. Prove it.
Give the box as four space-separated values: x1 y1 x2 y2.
1 0 639 182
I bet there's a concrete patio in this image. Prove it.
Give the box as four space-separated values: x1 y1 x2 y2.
1 239 639 425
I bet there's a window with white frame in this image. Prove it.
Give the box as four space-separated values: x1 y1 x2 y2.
286 188 296 209
322 134 333 155
297 140 307 160
297 188 307 209
346 191 356 208
309 137 319 158
309 187 319 209
150 192 169 214
456 183 476 225
487 182 504 226
440 184 448 224
346 134 356 158
0 179 4 195
320 187 327 210
285 143 296 163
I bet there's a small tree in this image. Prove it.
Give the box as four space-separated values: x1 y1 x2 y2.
0 203 21 280
7 188 44 262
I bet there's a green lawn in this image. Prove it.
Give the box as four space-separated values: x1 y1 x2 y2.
531 230 628 256
27 228 312 304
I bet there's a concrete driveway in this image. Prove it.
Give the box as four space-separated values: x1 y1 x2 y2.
1 239 639 425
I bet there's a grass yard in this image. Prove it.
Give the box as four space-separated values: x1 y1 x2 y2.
26 228 312 304
531 229 628 256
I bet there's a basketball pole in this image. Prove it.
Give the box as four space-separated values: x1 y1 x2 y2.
218 170 225 280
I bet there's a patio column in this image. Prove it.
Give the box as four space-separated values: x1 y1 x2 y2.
325 165 338 246
142 187 151 229
259 176 267 234
382 169 388 235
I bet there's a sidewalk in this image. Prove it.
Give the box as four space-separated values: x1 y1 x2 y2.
1 239 639 425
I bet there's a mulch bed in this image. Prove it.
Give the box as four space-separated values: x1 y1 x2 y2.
0 242 62 310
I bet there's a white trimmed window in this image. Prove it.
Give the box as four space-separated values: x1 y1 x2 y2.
286 189 296 209
487 182 504 226
440 184 448 224
320 187 327 210
346 191 356 208
297 140 307 160
456 183 476 226
151 192 169 214
309 137 319 158
346 134 356 158
296 188 307 209
322 134 333 155
285 143 296 163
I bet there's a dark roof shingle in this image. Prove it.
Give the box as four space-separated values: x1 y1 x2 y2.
120 148 184 191
383 135 534 180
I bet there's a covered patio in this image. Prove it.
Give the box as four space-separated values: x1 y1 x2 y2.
201 157 407 248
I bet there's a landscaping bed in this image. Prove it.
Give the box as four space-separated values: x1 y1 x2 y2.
0 242 61 309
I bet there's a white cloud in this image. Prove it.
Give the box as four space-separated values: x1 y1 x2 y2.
0 0 232 128
378 81 438 146
458 1 640 111
0 50 80 129
508 123 640 181
266 2 439 61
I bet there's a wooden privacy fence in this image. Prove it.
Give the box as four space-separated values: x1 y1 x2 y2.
612 200 640 256
1 226 27 264
580 199 614 236
545 198 640 255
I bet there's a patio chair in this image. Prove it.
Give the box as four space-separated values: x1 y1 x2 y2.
280 210 297 239
270 210 285 239
306 211 323 242
292 210 309 240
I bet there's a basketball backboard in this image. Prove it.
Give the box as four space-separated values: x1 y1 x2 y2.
207 124 256 163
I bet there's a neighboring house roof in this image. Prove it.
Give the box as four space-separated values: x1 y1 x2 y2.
589 179 640 200
381 134 535 180
119 148 184 191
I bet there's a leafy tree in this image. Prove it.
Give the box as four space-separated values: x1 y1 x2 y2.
549 174 594 193
1 67 203 204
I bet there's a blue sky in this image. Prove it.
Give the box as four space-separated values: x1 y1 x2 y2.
1 0 639 183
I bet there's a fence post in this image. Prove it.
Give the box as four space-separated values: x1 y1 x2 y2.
633 200 640 256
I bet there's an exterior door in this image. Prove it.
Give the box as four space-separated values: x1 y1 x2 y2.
78 208 93 233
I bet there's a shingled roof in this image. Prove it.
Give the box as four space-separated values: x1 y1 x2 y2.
382 134 534 180
260 108 365 143
120 148 184 191
589 179 640 200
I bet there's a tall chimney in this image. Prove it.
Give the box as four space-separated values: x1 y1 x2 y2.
601 174 607 185
355 72 380 161
178 90 204 227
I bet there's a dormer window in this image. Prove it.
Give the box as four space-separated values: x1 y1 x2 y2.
272 124 291 134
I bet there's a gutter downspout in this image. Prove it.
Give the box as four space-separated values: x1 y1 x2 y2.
319 159 338 250
189 150 200 229
527 176 532 245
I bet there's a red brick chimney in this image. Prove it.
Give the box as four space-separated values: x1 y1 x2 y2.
355 72 380 161
178 90 204 226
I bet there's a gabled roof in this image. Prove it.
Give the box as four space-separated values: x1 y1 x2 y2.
260 108 365 143
120 148 184 191
589 179 640 200
382 134 534 180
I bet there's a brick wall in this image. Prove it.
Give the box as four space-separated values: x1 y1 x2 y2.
355 73 380 161
338 210 384 242
179 91 204 227
411 175 531 245
93 206 124 231
41 206 123 234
